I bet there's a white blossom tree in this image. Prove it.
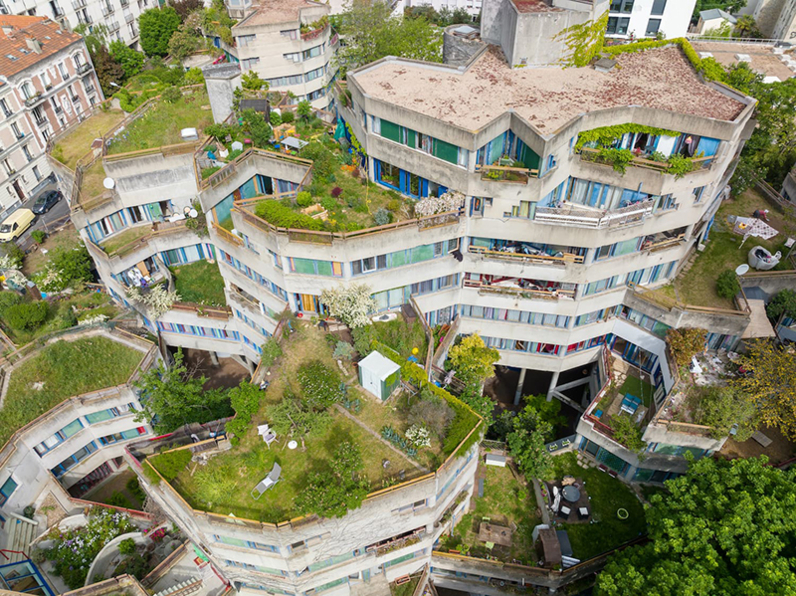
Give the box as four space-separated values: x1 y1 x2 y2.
414 190 465 217
321 284 376 328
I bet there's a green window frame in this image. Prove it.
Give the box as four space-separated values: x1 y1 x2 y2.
433 139 459 164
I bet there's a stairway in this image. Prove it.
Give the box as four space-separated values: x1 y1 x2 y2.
153 577 203 596
2 513 39 563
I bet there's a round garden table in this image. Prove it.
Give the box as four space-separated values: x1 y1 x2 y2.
562 485 581 503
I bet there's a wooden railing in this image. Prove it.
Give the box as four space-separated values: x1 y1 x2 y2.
170 303 231 320
475 163 538 183
463 279 576 301
100 220 191 259
579 147 713 174
628 282 750 317
211 221 243 246
643 234 685 252
468 245 585 265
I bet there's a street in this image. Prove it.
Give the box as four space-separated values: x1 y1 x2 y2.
13 179 72 253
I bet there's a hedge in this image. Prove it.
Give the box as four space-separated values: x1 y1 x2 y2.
254 200 323 231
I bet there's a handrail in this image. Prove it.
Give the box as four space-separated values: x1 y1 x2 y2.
580 147 714 174
468 245 585 264
464 280 576 300
475 163 539 182
628 282 750 316
535 199 654 229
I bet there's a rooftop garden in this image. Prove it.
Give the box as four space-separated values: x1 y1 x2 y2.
170 259 227 307
0 336 145 446
99 224 154 256
655 188 795 308
50 109 127 170
591 363 655 451
438 464 541 565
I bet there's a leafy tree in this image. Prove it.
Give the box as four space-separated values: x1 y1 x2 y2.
74 23 109 55
241 70 267 91
109 41 144 80
139 7 181 57
0 291 22 316
506 404 552 479
408 389 454 438
0 242 24 269
260 337 283 367
296 99 312 121
92 45 125 97
691 385 758 441
172 0 203 21
716 269 740 299
320 284 376 328
167 25 200 62
523 394 567 432
733 14 760 38
267 389 331 449
5 301 48 331
294 441 369 517
183 67 204 85
240 109 273 148
134 349 232 432
767 289 796 321
447 334 500 387
338 0 442 70
736 340 796 439
610 414 646 455
596 456 796 595
162 86 182 103
692 0 747 22
666 327 707 367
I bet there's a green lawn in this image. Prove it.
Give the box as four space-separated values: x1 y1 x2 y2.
618 374 654 408
106 88 214 155
440 465 541 565
390 575 421 596
672 189 795 308
170 260 226 307
100 225 153 256
1 336 144 446
79 160 109 203
546 453 646 561
51 109 126 169
166 325 418 523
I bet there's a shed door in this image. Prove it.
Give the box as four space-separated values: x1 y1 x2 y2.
361 367 381 399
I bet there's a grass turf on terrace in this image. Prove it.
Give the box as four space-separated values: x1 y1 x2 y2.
100 224 153 256
165 325 423 523
51 109 127 169
170 259 226 307
106 88 214 155
0 336 144 446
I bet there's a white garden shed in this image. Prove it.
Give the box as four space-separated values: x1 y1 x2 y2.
358 351 401 401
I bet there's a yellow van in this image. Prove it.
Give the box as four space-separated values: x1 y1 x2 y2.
0 208 35 242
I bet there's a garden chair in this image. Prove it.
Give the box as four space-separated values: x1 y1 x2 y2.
251 463 282 500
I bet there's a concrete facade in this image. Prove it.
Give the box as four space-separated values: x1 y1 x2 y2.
605 0 696 40
744 0 796 40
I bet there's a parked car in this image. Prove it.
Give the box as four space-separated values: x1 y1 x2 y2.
31 190 62 215
0 208 35 242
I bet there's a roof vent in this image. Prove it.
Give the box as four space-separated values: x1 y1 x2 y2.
594 57 617 73
452 24 479 39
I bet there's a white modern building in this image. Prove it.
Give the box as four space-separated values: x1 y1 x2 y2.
0 15 101 217
740 0 796 40
605 0 696 40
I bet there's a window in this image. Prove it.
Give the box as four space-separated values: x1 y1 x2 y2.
99 427 146 445
241 57 260 70
51 441 98 477
288 258 342 277
20 82 34 99
610 0 633 12
280 29 298 40
302 44 323 61
607 17 631 34
283 51 301 62
651 0 666 15
305 66 324 82
0 476 18 505
33 165 41 180
693 186 705 203
85 403 135 424
34 419 85 455
238 34 255 46
0 98 11 117
645 18 661 36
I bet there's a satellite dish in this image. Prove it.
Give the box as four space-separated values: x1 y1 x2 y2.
189 208 198 218
103 177 115 189
735 264 750 276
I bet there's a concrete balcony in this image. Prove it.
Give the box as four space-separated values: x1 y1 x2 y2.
534 200 654 230
463 278 576 301
475 163 539 184
467 245 584 266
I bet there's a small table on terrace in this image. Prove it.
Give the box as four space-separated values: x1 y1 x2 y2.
478 523 513 547
562 485 581 503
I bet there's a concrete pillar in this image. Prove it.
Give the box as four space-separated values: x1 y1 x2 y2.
209 351 219 366
514 368 527 405
546 371 560 401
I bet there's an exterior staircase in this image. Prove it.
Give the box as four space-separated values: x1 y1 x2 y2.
1 513 39 563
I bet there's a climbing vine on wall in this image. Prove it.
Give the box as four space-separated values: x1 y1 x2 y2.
576 124 682 150
555 11 609 68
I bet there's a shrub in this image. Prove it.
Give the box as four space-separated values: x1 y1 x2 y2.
331 186 343 198
373 208 391 226
333 341 355 361
5 301 48 331
666 327 708 367
270 111 282 126
298 360 344 409
107 492 133 509
281 111 294 123
260 337 283 367
0 242 24 269
0 291 22 315
386 199 401 212
149 448 192 482
254 200 323 230
31 230 46 244
716 269 740 300
224 381 263 443
296 191 313 207
126 477 147 503
183 67 204 85
321 197 337 211
118 538 137 556
409 396 454 438
162 85 182 103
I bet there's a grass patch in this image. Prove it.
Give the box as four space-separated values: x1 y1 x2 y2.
100 225 153 255
22 225 80 277
1 336 144 446
617 374 654 408
168 324 419 522
106 89 214 155
440 465 540 565
390 576 421 596
170 260 226 307
52 109 126 169
673 189 796 308
546 452 646 560
78 160 109 203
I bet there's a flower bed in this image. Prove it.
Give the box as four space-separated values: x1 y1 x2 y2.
43 508 137 589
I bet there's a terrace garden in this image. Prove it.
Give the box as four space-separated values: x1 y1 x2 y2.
50 109 127 169
169 259 226 307
0 336 145 446
146 322 480 522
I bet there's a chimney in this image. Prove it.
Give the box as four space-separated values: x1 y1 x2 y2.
26 37 43 54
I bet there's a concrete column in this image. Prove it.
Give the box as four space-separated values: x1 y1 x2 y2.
209 351 219 366
546 371 560 401
514 368 527 405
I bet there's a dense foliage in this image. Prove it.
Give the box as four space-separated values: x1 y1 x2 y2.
139 7 181 57
716 269 741 299
254 200 324 230
691 385 758 441
224 381 263 443
506 404 553 479
320 284 376 328
297 360 344 409
666 327 707 367
596 456 796 595
109 41 144 79
5 301 48 331
767 289 796 321
294 442 369 518
149 448 192 482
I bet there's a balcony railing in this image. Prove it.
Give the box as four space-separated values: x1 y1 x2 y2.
641 233 685 252
101 4 114 15
124 10 134 22
24 93 43 107
72 0 86 8
108 20 120 31
468 245 585 265
476 163 538 183
85 85 96 95
34 115 47 126
13 131 24 141
77 62 92 75
579 147 713 175
464 279 576 301
535 199 654 229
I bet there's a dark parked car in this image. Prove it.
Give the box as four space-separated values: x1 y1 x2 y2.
31 190 62 214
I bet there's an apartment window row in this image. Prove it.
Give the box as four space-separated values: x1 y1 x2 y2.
595 236 642 261
459 304 570 328
436 448 476 500
85 402 137 424
268 73 304 88
98 427 147 445
243 335 263 354
157 321 241 341
469 237 586 259
372 274 460 312
373 116 466 167
287 257 342 277
241 57 260 70
237 34 256 46
285 42 326 63
51 441 98 478
574 306 621 327
476 129 542 172
374 160 450 199
482 334 608 356
218 249 288 301
351 239 460 276
213 535 279 552
0 476 17 506
392 499 428 515
224 559 287 576
305 65 325 82
34 418 84 456
234 308 271 338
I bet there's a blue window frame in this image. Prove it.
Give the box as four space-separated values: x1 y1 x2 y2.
0 477 18 506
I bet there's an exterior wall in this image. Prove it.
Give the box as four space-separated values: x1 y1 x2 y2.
605 0 696 40
406 0 482 18
771 0 796 40
782 166 796 203
0 38 101 216
231 2 337 109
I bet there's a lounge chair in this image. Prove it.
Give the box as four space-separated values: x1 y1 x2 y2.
251 463 282 500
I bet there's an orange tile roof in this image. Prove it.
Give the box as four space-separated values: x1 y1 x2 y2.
0 15 83 78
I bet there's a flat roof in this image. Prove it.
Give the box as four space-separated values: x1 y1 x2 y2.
511 0 563 13
691 41 794 81
236 0 325 28
352 45 748 134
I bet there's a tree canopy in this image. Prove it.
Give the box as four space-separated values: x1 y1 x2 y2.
139 7 181 57
767 289 796 321
294 441 369 518
506 404 552 479
596 456 796 595
337 0 442 71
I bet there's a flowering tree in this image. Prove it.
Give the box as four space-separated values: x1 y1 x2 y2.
0 254 21 270
406 424 431 448
127 285 180 318
321 284 376 328
414 190 465 217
